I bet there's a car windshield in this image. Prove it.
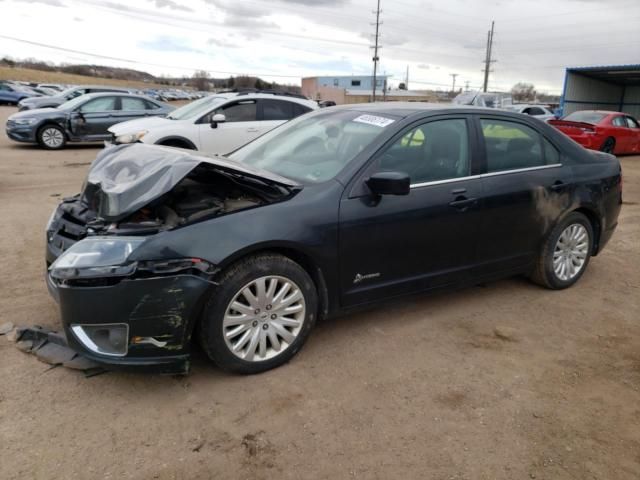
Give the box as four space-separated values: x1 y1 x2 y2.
563 111 607 124
166 96 227 120
230 109 394 184
452 92 477 105
58 87 84 99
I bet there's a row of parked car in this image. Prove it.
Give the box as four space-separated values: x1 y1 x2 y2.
0 80 208 106
6 86 319 150
3 81 639 155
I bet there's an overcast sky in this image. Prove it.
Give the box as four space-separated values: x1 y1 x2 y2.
0 0 638 93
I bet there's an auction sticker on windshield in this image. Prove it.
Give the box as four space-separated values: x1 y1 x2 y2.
353 114 395 128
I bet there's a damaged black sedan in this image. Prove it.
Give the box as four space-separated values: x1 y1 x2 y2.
45 104 622 374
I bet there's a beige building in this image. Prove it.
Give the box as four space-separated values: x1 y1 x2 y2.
302 76 436 105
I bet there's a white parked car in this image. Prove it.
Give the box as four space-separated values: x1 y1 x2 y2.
109 92 318 153
511 104 556 122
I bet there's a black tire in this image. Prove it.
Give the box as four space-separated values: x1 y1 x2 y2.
530 212 594 289
600 137 615 154
37 124 66 150
199 254 318 374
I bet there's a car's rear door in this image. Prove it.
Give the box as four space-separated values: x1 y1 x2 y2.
473 115 573 275
198 99 259 153
111 96 150 125
338 115 484 306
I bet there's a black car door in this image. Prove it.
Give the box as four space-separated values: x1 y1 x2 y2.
473 115 573 275
71 96 119 138
338 116 484 306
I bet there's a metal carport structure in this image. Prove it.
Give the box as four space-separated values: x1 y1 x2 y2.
561 64 640 118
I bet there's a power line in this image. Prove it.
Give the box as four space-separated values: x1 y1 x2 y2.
0 34 303 79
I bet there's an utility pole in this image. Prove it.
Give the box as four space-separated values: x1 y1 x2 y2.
464 80 470 92
405 64 409 90
482 20 495 93
450 73 458 94
371 0 382 101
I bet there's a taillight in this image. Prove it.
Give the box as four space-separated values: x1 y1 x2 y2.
580 126 595 134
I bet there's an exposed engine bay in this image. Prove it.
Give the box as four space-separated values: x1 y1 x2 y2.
46 144 298 259
86 164 283 235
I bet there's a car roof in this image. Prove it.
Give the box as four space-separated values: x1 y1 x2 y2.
71 85 132 91
329 102 515 119
211 91 317 107
70 92 162 101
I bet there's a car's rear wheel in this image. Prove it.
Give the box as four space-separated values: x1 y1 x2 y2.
199 254 317 374
531 212 593 289
600 137 615 154
37 125 66 150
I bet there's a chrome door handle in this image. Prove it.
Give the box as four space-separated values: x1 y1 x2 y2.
246 128 259 133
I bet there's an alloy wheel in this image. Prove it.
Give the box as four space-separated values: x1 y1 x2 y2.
222 276 306 362
41 128 64 148
553 223 589 281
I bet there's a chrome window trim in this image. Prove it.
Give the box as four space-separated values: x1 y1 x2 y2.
481 163 562 178
409 164 562 189
411 174 481 189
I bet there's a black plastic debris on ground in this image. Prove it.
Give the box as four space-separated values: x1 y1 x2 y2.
12 326 107 377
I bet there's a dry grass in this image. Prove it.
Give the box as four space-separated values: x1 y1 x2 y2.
0 66 170 89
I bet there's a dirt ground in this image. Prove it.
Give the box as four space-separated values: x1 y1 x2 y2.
0 105 638 480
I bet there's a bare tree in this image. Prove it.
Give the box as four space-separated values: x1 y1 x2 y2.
511 82 537 102
192 70 210 91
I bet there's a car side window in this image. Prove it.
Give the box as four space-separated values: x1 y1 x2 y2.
529 107 545 115
543 138 560 164
292 103 312 117
612 116 627 127
79 97 117 112
120 97 147 111
626 116 640 129
0 84 10 91
144 100 160 110
481 119 545 172
215 100 257 122
261 99 294 121
376 119 470 184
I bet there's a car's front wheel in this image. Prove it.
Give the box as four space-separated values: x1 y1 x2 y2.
37 124 66 150
531 212 593 289
199 254 317 374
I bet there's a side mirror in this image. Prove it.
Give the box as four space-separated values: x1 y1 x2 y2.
210 113 226 129
366 171 410 196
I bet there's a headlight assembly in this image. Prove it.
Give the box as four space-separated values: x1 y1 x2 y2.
12 118 37 126
114 130 148 144
49 237 146 280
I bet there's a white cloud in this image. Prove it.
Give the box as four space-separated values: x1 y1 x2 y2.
0 0 638 93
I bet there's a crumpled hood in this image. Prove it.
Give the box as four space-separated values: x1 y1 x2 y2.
108 116 172 136
83 143 299 221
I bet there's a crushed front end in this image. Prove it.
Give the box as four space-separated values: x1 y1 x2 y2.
42 143 296 374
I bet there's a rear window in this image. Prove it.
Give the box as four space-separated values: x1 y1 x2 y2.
562 111 607 124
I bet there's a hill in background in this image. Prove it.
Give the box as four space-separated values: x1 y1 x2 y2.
0 57 302 93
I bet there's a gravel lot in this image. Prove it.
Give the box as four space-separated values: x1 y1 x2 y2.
0 105 639 480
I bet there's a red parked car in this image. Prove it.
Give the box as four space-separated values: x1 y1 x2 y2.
549 110 640 155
